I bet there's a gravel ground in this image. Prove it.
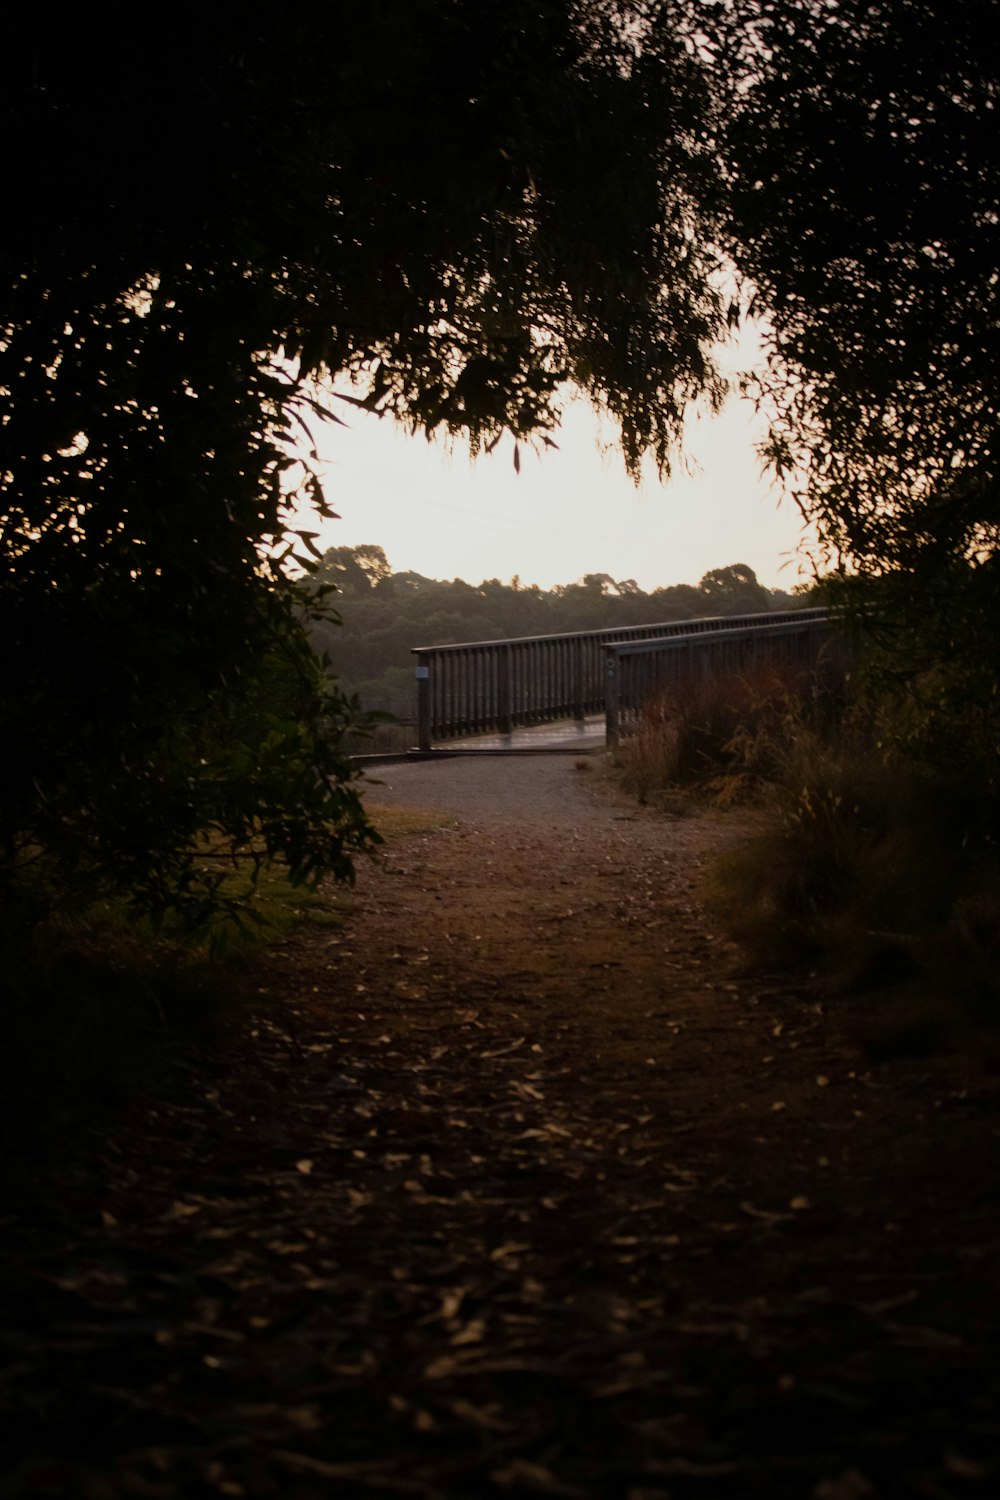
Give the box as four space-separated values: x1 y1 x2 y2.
4 754 1000 1498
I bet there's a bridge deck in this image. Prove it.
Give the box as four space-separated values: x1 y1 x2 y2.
430 713 606 753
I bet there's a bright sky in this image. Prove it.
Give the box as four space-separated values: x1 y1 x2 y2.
296 328 815 594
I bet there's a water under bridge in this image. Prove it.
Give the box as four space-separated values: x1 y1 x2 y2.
409 607 835 753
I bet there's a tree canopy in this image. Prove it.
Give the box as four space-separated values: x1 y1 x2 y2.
721 0 1000 772
725 0 997 538
1 3 726 924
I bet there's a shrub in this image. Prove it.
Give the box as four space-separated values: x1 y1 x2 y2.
617 660 1000 1024
615 661 842 805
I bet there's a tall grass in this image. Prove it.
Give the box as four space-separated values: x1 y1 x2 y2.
616 662 1000 1031
616 661 844 805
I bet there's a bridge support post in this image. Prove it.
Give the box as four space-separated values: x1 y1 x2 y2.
572 637 585 721
604 648 620 749
497 644 513 735
415 660 432 751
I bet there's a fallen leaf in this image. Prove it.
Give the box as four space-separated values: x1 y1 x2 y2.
490 1458 587 1497
449 1398 513 1432
944 1451 987 1480
452 1318 486 1347
813 1469 876 1500
162 1201 201 1221
884 1320 964 1350
741 1200 794 1223
490 1242 531 1261
481 1038 526 1059
439 1287 465 1320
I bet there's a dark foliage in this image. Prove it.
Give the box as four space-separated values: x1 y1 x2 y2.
723 0 1000 781
1 4 726 926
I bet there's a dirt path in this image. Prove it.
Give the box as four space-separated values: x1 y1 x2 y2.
4 758 1000 1498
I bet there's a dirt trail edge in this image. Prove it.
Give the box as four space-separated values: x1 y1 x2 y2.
4 758 1000 1499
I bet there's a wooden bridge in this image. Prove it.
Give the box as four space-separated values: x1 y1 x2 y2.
412 607 835 751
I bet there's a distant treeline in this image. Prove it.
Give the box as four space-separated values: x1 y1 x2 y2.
308 546 809 711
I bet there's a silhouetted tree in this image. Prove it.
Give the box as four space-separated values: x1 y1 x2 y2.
312 547 394 599
698 564 772 617
723 0 999 780
1 4 725 925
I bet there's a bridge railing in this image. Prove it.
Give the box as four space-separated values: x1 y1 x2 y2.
413 608 830 750
604 614 838 746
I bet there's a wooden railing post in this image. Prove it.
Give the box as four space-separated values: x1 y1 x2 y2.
414 654 432 751
604 647 620 748
572 636 585 721
497 643 512 734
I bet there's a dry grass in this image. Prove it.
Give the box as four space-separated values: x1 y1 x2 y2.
361 801 454 841
615 662 838 805
615 662 1000 1039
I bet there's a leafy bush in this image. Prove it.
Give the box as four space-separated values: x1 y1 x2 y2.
618 660 1000 1022
2 601 382 943
712 724 974 955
